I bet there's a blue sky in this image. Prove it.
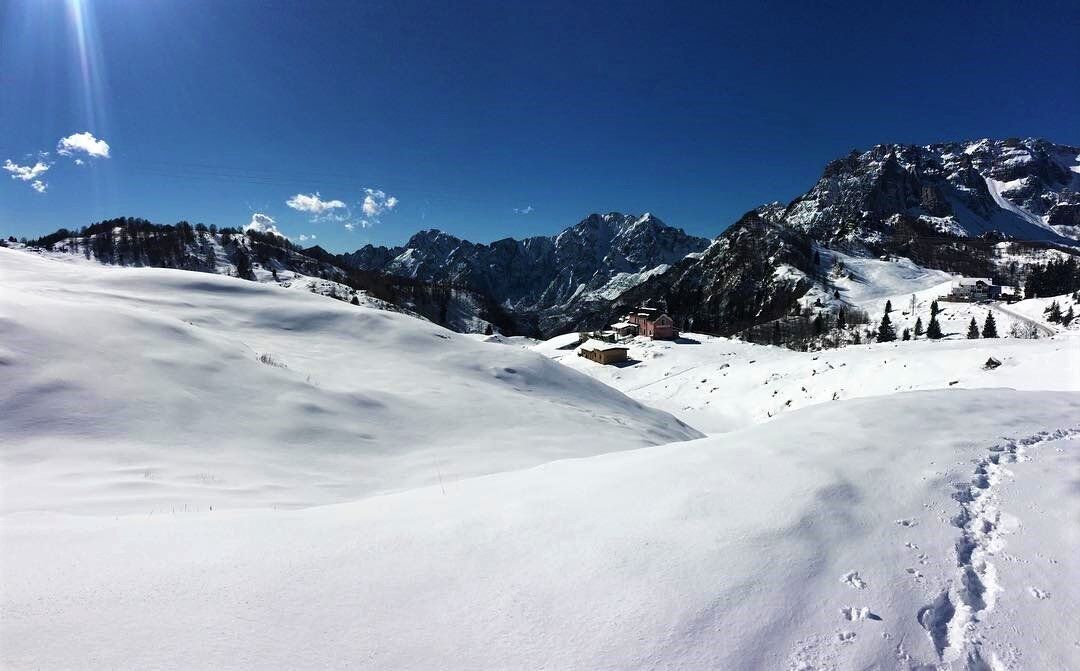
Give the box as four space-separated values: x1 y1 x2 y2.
2 0 1078 251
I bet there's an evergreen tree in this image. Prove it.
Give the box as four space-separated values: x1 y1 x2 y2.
967 317 979 339
813 313 825 335
350 294 360 305
813 250 821 266
982 311 998 338
833 289 840 300
1045 300 1062 323
837 308 847 330
884 299 892 313
484 323 494 336
1063 305 1075 326
914 316 924 337
771 321 782 345
926 314 943 339
902 328 911 341
930 299 940 318
877 312 897 342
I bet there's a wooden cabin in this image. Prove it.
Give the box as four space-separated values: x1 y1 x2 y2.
578 339 629 365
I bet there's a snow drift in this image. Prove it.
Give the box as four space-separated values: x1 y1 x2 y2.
0 247 699 515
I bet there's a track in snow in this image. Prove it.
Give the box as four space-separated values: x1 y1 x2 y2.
917 427 1080 669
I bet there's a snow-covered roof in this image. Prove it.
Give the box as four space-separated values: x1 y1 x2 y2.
956 277 993 286
610 321 634 329
579 339 629 352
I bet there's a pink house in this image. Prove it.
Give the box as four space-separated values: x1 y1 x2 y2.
626 307 677 340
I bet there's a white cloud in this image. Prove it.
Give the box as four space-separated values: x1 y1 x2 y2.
31 180 47 193
57 132 110 159
286 192 346 214
344 222 356 231
514 205 534 214
244 212 284 237
3 159 50 181
298 234 317 242
74 158 85 166
361 188 398 218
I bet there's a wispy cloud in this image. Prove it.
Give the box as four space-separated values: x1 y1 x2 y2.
514 205 534 214
244 212 284 237
361 188 398 218
286 192 347 216
298 234 316 242
57 132 110 159
344 222 356 232
3 159 50 193
4 159 50 181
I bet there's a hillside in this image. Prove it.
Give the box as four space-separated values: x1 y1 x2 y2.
3 244 1080 670
0 247 699 515
5 391 1078 669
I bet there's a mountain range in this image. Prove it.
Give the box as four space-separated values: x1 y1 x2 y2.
12 137 1080 338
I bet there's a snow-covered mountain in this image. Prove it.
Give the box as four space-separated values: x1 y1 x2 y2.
343 212 710 330
782 138 1080 244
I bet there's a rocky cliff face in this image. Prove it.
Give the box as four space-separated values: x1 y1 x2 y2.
342 212 711 316
781 138 1080 246
538 138 1080 337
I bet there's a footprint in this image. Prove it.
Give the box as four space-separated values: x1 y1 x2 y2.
841 571 867 590
896 518 918 528
906 567 924 582
841 607 882 622
1030 587 1051 600
837 631 856 643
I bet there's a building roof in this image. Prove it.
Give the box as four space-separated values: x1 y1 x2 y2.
610 321 634 329
579 339 629 352
956 277 992 286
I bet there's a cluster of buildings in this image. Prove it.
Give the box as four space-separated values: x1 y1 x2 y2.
578 307 678 365
943 278 1015 302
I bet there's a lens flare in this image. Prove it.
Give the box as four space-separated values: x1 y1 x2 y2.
65 0 107 133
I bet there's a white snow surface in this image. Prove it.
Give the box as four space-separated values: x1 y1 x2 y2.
4 392 1079 669
4 246 1080 670
0 247 698 515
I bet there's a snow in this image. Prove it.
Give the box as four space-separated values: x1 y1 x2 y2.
985 176 1055 233
0 247 698 516
4 244 1080 669
537 330 1080 433
4 392 1078 669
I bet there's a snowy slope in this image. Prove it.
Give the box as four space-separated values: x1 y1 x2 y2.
538 330 1080 433
0 247 699 515
4 391 1078 669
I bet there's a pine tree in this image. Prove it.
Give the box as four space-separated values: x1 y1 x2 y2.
837 308 846 330
1046 300 1062 323
350 295 360 305
914 316 924 337
813 313 825 335
884 299 892 313
902 328 911 341
1063 305 1075 326
982 311 998 338
967 317 980 339
814 250 821 266
877 312 897 342
926 314 943 339
833 289 840 300
930 299 940 318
